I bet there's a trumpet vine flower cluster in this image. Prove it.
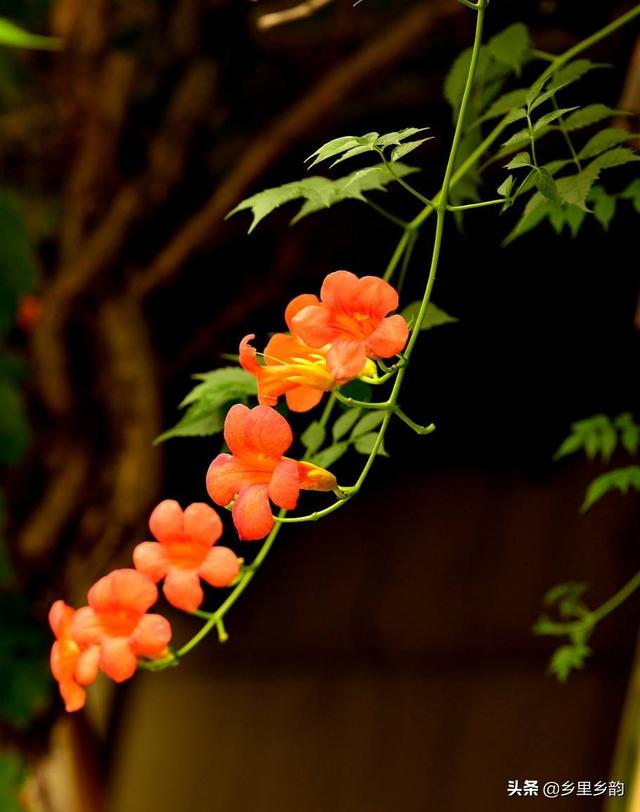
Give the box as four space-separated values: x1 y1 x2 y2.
49 271 410 711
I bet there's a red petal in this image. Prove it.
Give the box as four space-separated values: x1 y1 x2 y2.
268 458 300 510
199 547 240 588
99 637 137 683
326 338 367 380
232 484 273 540
162 569 204 612
130 613 172 656
366 314 409 358
290 304 335 348
244 405 292 458
223 403 251 456
285 385 324 413
133 542 169 582
149 500 184 543
285 293 320 331
183 502 223 547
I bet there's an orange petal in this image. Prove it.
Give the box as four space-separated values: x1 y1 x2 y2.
99 637 137 683
149 500 184 543
75 646 100 686
183 502 223 547
297 460 337 492
285 293 320 331
232 484 273 540
352 275 399 319
206 454 247 506
199 547 240 587
223 403 251 456
162 569 204 612
326 338 367 380
268 458 300 510
244 405 292 458
285 385 324 413
49 600 74 639
58 679 86 713
133 541 169 582
71 607 102 647
129 613 172 656
366 314 409 358
89 569 158 615
290 304 335 348
320 270 360 312
239 334 261 375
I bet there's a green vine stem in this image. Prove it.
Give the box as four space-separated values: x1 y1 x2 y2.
140 2 640 671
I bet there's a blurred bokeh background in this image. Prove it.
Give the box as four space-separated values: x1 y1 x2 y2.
0 0 639 810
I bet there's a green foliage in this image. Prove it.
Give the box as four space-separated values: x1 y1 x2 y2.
581 466 640 512
401 300 459 330
589 186 616 230
0 594 50 728
548 642 592 682
621 178 640 213
487 23 530 75
228 164 418 233
554 413 639 463
535 582 593 681
562 104 622 131
332 408 362 441
0 17 59 50
0 752 26 812
578 127 635 160
156 368 257 443
309 405 388 467
305 128 432 169
300 421 325 455
543 581 588 619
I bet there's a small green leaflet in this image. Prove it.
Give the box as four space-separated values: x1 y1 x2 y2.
504 151 531 170
549 642 592 682
534 107 579 131
156 367 257 443
332 407 362 441
311 442 349 469
578 128 636 160
0 18 60 50
497 175 514 198
401 301 459 331
475 89 529 124
615 412 640 456
562 104 621 131
534 167 558 201
305 128 431 169
227 163 418 233
554 413 625 463
487 23 530 75
543 581 589 619
581 466 640 512
621 178 640 214
589 186 616 230
301 421 325 454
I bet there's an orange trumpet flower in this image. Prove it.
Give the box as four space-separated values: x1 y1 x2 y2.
289 270 409 380
49 600 99 712
206 404 336 540
71 569 172 683
133 500 241 613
